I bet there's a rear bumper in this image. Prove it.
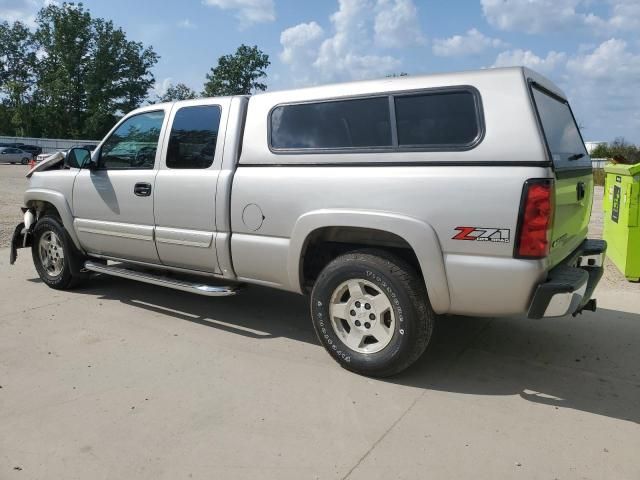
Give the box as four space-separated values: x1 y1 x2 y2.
528 239 607 319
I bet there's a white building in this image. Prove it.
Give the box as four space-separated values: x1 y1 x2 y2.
585 141 606 154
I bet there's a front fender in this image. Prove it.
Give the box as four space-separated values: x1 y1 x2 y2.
24 188 83 251
288 209 450 314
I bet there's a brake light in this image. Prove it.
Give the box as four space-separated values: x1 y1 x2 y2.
516 179 554 258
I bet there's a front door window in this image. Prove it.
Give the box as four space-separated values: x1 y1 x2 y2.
99 111 165 170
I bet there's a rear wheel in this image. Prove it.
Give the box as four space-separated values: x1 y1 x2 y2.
21 157 29 165
32 215 85 290
310 250 435 377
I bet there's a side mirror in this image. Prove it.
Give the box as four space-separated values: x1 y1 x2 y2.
66 147 93 169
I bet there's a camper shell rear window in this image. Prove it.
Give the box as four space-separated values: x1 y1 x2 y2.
530 83 590 172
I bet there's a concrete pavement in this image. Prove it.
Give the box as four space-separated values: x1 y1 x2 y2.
1 249 639 479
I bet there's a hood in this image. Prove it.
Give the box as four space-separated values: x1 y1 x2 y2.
25 151 65 178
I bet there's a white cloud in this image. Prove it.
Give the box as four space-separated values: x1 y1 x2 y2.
374 0 426 48
202 0 275 27
314 0 404 81
489 39 640 142
0 0 40 25
280 21 324 65
566 38 640 79
177 19 196 29
492 49 567 75
481 0 584 34
585 0 640 32
432 28 506 57
153 77 173 98
481 0 640 34
279 0 426 84
564 38 640 140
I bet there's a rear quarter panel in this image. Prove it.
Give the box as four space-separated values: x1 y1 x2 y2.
231 165 550 315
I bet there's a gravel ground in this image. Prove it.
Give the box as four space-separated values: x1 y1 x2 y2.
0 165 28 248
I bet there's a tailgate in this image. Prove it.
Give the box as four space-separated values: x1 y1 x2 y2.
530 84 593 267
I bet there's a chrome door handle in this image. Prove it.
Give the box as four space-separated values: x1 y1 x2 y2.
134 182 152 197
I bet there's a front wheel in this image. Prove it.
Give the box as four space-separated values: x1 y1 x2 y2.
310 250 435 377
32 215 84 290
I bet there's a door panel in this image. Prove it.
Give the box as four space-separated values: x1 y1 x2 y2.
73 169 159 262
154 170 220 272
72 108 168 263
153 101 227 273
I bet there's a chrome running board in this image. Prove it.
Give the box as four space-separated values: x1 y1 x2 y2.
84 261 241 297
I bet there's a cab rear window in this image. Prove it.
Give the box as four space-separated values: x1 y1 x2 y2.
531 85 590 171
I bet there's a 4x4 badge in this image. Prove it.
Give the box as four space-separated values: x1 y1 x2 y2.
453 227 511 243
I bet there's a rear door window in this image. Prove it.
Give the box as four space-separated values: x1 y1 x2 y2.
166 105 221 169
531 85 590 171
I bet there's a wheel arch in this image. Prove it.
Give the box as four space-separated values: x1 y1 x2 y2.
24 189 83 251
289 209 450 314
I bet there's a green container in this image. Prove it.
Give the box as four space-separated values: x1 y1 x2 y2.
603 162 640 281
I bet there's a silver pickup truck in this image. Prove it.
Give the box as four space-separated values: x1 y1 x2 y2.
10 67 606 376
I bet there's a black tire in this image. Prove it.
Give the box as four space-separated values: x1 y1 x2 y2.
310 250 435 377
31 215 85 290
21 157 29 165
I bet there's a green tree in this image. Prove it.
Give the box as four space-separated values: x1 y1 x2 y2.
0 21 38 136
608 137 639 162
589 143 609 158
0 2 159 139
83 17 158 137
33 3 93 138
202 44 270 97
589 138 639 163
158 82 198 102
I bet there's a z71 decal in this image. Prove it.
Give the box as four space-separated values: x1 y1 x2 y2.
453 227 511 243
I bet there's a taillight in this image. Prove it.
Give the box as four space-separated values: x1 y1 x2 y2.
515 179 554 259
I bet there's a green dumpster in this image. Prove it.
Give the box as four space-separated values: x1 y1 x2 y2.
603 162 640 281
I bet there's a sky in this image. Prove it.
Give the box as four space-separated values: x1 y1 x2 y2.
1 0 639 143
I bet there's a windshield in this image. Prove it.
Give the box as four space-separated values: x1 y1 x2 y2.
531 85 590 171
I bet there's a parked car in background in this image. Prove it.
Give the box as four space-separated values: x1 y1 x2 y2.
18 145 43 158
36 149 66 163
34 145 96 164
0 147 32 164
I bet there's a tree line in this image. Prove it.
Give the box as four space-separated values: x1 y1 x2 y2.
590 138 640 163
0 2 270 140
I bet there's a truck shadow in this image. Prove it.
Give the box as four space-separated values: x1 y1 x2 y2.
395 308 640 425
61 275 640 425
